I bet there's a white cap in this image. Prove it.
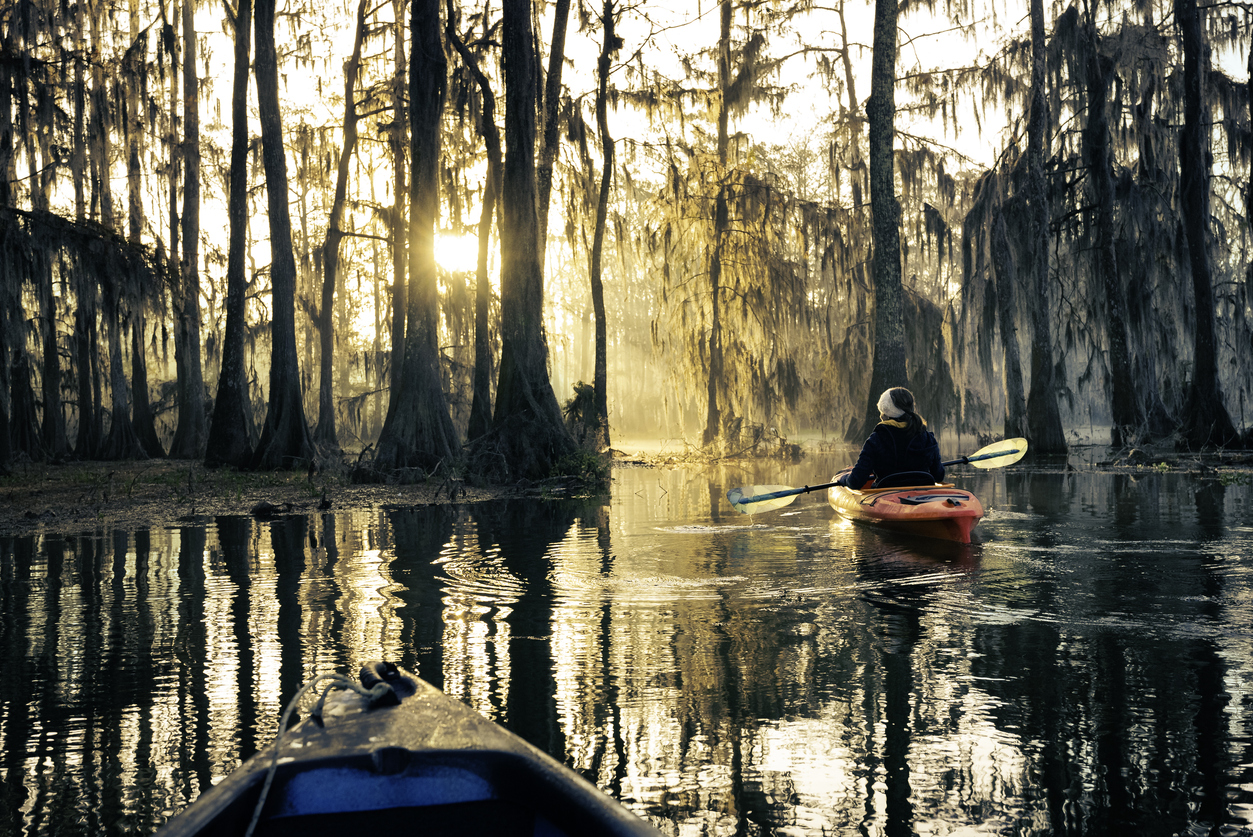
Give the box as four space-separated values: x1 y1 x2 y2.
877 389 905 418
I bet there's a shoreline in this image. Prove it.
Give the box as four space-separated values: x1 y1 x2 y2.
0 459 521 538
2 444 1249 538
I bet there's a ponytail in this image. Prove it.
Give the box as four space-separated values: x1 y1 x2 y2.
900 410 925 438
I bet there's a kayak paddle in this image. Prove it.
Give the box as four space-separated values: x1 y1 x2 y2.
726 437 1028 515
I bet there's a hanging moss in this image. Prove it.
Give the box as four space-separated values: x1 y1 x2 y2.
2 207 160 462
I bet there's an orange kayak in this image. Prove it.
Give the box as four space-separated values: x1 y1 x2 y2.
827 478 984 544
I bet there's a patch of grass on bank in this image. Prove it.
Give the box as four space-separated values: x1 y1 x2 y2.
553 450 611 485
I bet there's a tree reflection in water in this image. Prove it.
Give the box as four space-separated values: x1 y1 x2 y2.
0 464 1251 836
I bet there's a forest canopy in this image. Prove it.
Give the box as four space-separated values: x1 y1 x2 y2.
1 0 1251 478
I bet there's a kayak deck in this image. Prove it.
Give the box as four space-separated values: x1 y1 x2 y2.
827 479 984 544
155 663 661 837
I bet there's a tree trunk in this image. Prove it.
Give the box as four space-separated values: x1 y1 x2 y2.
2 29 28 463
0 307 9 468
477 0 576 480
1175 0 1239 449
704 195 726 447
588 0 615 452
446 10 502 442
991 208 1028 439
374 0 458 474
39 254 67 460
703 0 733 447
468 167 497 442
372 238 383 441
89 0 115 228
1082 22 1141 447
71 0 101 458
164 11 184 453
0 21 30 464
125 0 163 457
73 0 87 222
101 276 147 460
84 0 137 461
20 32 66 460
536 0 571 269
0 23 13 208
1248 41 1253 444
126 0 144 242
1024 0 1067 454
0 42 10 466
25 35 55 216
164 11 182 428
205 0 255 468
314 0 367 452
388 0 408 397
859 0 909 438
131 309 165 457
837 0 858 116
73 270 101 458
10 351 42 462
296 180 313 421
170 0 207 458
251 0 315 470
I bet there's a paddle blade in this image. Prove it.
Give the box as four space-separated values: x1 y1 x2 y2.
968 437 1028 468
726 485 801 514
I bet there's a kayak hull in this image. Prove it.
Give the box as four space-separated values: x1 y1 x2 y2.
827 480 984 544
155 663 660 837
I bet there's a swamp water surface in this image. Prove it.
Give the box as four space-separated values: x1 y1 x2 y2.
2 451 1252 836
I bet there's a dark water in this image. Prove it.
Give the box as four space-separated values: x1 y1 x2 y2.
2 453 1252 836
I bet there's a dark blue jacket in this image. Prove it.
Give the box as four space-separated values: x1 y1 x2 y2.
838 423 945 488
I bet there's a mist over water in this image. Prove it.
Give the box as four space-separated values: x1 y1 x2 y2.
2 452 1252 836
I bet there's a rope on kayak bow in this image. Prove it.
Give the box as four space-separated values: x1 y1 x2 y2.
243 672 400 837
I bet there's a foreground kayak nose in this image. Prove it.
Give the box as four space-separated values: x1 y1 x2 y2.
155 663 663 837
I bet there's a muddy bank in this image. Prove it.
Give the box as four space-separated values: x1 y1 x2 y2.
0 460 533 538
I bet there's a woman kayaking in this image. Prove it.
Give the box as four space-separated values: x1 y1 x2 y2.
835 387 945 488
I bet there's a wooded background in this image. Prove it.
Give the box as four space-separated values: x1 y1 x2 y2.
1 0 1250 480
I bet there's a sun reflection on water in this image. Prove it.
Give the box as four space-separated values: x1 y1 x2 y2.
3 463 1253 836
